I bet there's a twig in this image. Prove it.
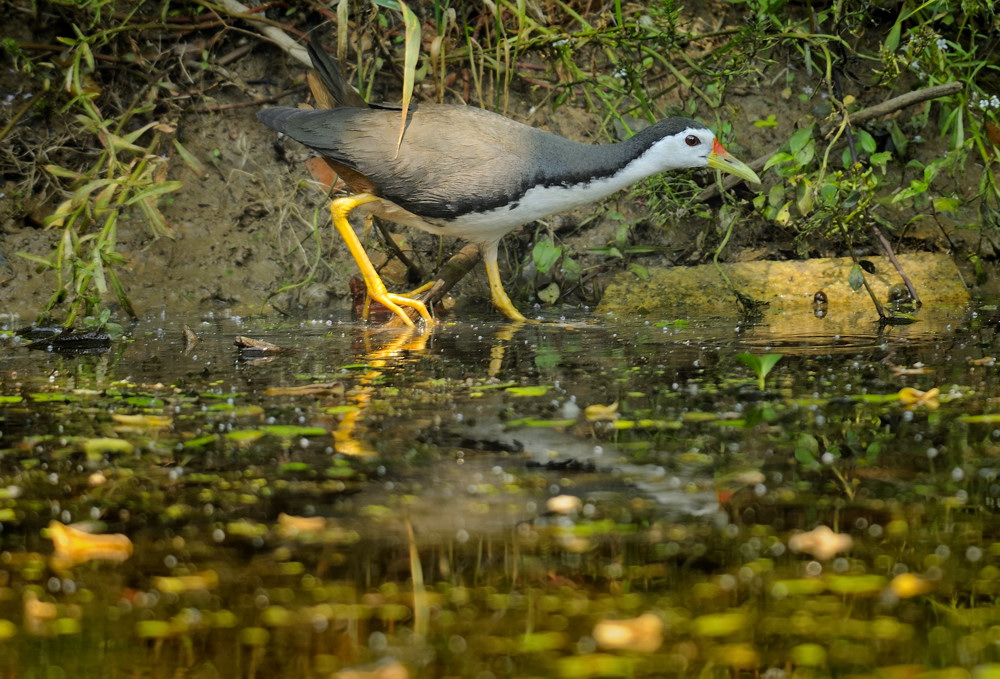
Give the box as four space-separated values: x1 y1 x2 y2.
871 223 921 305
208 0 310 66
0 90 43 144
191 88 304 112
385 244 483 327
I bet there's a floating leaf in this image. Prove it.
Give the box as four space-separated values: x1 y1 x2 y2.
825 574 886 595
691 612 749 637
225 430 265 443
504 418 577 428
153 571 219 594
265 382 344 397
505 385 551 397
260 425 329 437
135 620 172 639
111 414 172 428
239 627 270 646
82 438 134 455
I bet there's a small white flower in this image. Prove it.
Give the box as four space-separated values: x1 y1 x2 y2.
935 37 949 51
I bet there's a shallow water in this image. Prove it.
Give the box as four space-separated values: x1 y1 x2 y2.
1 305 998 677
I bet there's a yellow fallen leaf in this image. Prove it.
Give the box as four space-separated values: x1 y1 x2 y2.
592 612 663 653
584 401 619 422
788 525 852 560
889 572 934 598
153 570 219 594
82 437 134 455
277 513 327 536
265 382 345 397
48 521 132 568
897 387 940 410
546 495 582 515
334 659 409 679
111 414 173 428
24 591 58 637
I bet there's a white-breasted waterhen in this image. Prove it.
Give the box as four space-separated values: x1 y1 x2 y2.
259 44 761 326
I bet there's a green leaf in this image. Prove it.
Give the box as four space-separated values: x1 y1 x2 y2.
72 178 118 204
794 433 820 468
627 263 650 281
183 435 219 449
83 437 135 455
532 238 563 275
795 178 814 215
173 139 208 177
45 165 84 180
888 121 909 156
763 151 794 171
933 196 961 211
885 21 902 52
870 151 893 171
537 282 559 304
561 256 582 283
124 181 183 206
119 120 158 146
789 126 814 154
754 114 778 128
737 352 782 390
756 354 783 375
393 0 420 155
534 346 562 369
857 129 877 154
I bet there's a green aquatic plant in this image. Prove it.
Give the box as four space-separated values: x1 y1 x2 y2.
736 352 783 391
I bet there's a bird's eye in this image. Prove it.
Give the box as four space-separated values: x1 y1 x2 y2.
684 135 700 147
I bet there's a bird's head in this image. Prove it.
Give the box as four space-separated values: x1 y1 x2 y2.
648 120 761 185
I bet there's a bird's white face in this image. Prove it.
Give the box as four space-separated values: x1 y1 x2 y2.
650 126 761 184
642 126 717 171
673 127 718 168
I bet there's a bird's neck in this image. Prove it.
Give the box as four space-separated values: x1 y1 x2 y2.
552 127 685 199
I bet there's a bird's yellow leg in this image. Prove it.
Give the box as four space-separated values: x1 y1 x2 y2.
330 194 435 327
482 241 530 323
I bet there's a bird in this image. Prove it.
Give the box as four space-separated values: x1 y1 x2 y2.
258 43 761 326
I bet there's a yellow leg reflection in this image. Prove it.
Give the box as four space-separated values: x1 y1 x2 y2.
333 327 431 456
488 324 520 378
